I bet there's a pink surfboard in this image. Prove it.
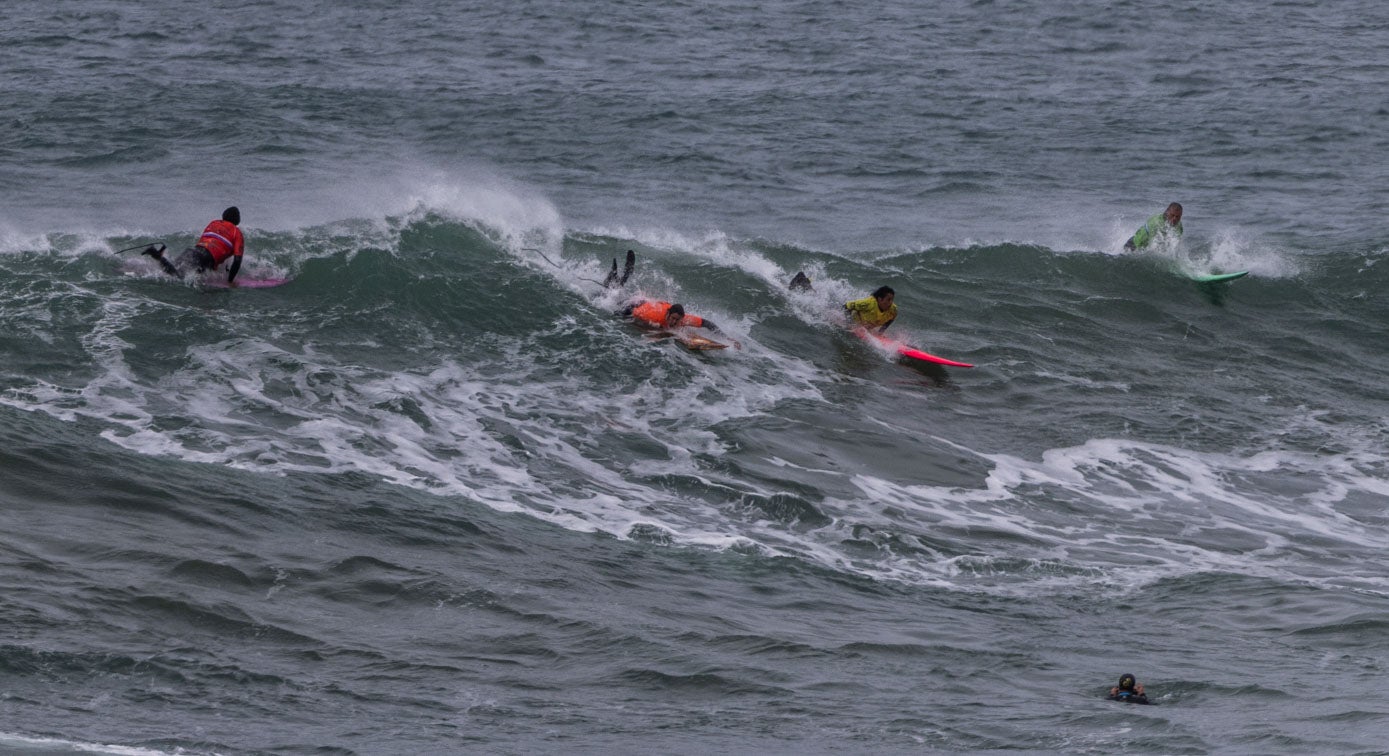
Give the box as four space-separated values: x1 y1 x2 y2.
855 328 973 368
201 277 291 289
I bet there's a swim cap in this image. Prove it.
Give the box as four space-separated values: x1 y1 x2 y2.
1118 673 1136 690
222 206 241 225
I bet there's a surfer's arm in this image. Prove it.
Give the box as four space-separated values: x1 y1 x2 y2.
844 299 876 324
226 255 242 284
876 317 894 334
1127 216 1159 251
677 313 719 331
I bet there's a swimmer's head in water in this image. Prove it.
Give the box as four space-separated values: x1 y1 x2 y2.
1117 673 1137 691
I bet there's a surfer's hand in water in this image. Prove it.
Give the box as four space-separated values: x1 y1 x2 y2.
733 340 743 350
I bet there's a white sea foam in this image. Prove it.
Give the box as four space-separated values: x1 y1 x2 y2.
4 297 827 554
0 730 212 755
1198 227 1301 278
814 434 1389 593
6 196 1382 598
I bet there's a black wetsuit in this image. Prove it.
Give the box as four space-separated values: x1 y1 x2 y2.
603 249 635 288
146 244 220 279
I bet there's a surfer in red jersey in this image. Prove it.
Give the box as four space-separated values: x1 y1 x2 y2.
144 206 245 286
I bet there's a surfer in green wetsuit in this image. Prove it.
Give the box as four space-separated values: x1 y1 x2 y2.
845 286 897 333
1124 202 1183 251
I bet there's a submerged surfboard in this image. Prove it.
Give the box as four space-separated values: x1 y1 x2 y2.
677 333 729 351
1191 271 1248 284
201 277 292 289
855 328 973 368
647 330 730 351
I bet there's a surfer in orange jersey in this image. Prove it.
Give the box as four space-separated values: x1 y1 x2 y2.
621 300 722 332
606 250 719 330
608 250 736 346
143 206 245 286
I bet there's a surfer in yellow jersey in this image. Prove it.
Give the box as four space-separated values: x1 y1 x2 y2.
845 286 897 333
1124 202 1183 251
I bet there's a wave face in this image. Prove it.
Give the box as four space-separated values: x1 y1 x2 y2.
3 0 1388 753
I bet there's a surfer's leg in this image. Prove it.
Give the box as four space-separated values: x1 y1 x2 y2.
193 247 216 273
142 244 182 278
604 249 636 288
172 246 217 276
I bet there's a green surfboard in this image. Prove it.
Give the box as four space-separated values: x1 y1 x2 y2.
1191 271 1248 284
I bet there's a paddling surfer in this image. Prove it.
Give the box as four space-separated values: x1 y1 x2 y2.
608 250 739 346
845 286 897 333
144 206 245 286
607 250 721 331
621 300 722 332
1123 202 1183 251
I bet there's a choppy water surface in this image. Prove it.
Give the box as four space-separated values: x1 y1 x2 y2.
2 0 1388 753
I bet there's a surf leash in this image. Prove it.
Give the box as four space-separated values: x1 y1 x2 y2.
114 241 167 254
524 246 607 286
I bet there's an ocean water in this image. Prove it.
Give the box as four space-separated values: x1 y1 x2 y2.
2 0 1388 754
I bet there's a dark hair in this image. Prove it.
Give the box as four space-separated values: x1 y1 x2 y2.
668 304 685 318
872 286 895 299
1117 673 1136 690
1167 202 1182 213
222 206 241 225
